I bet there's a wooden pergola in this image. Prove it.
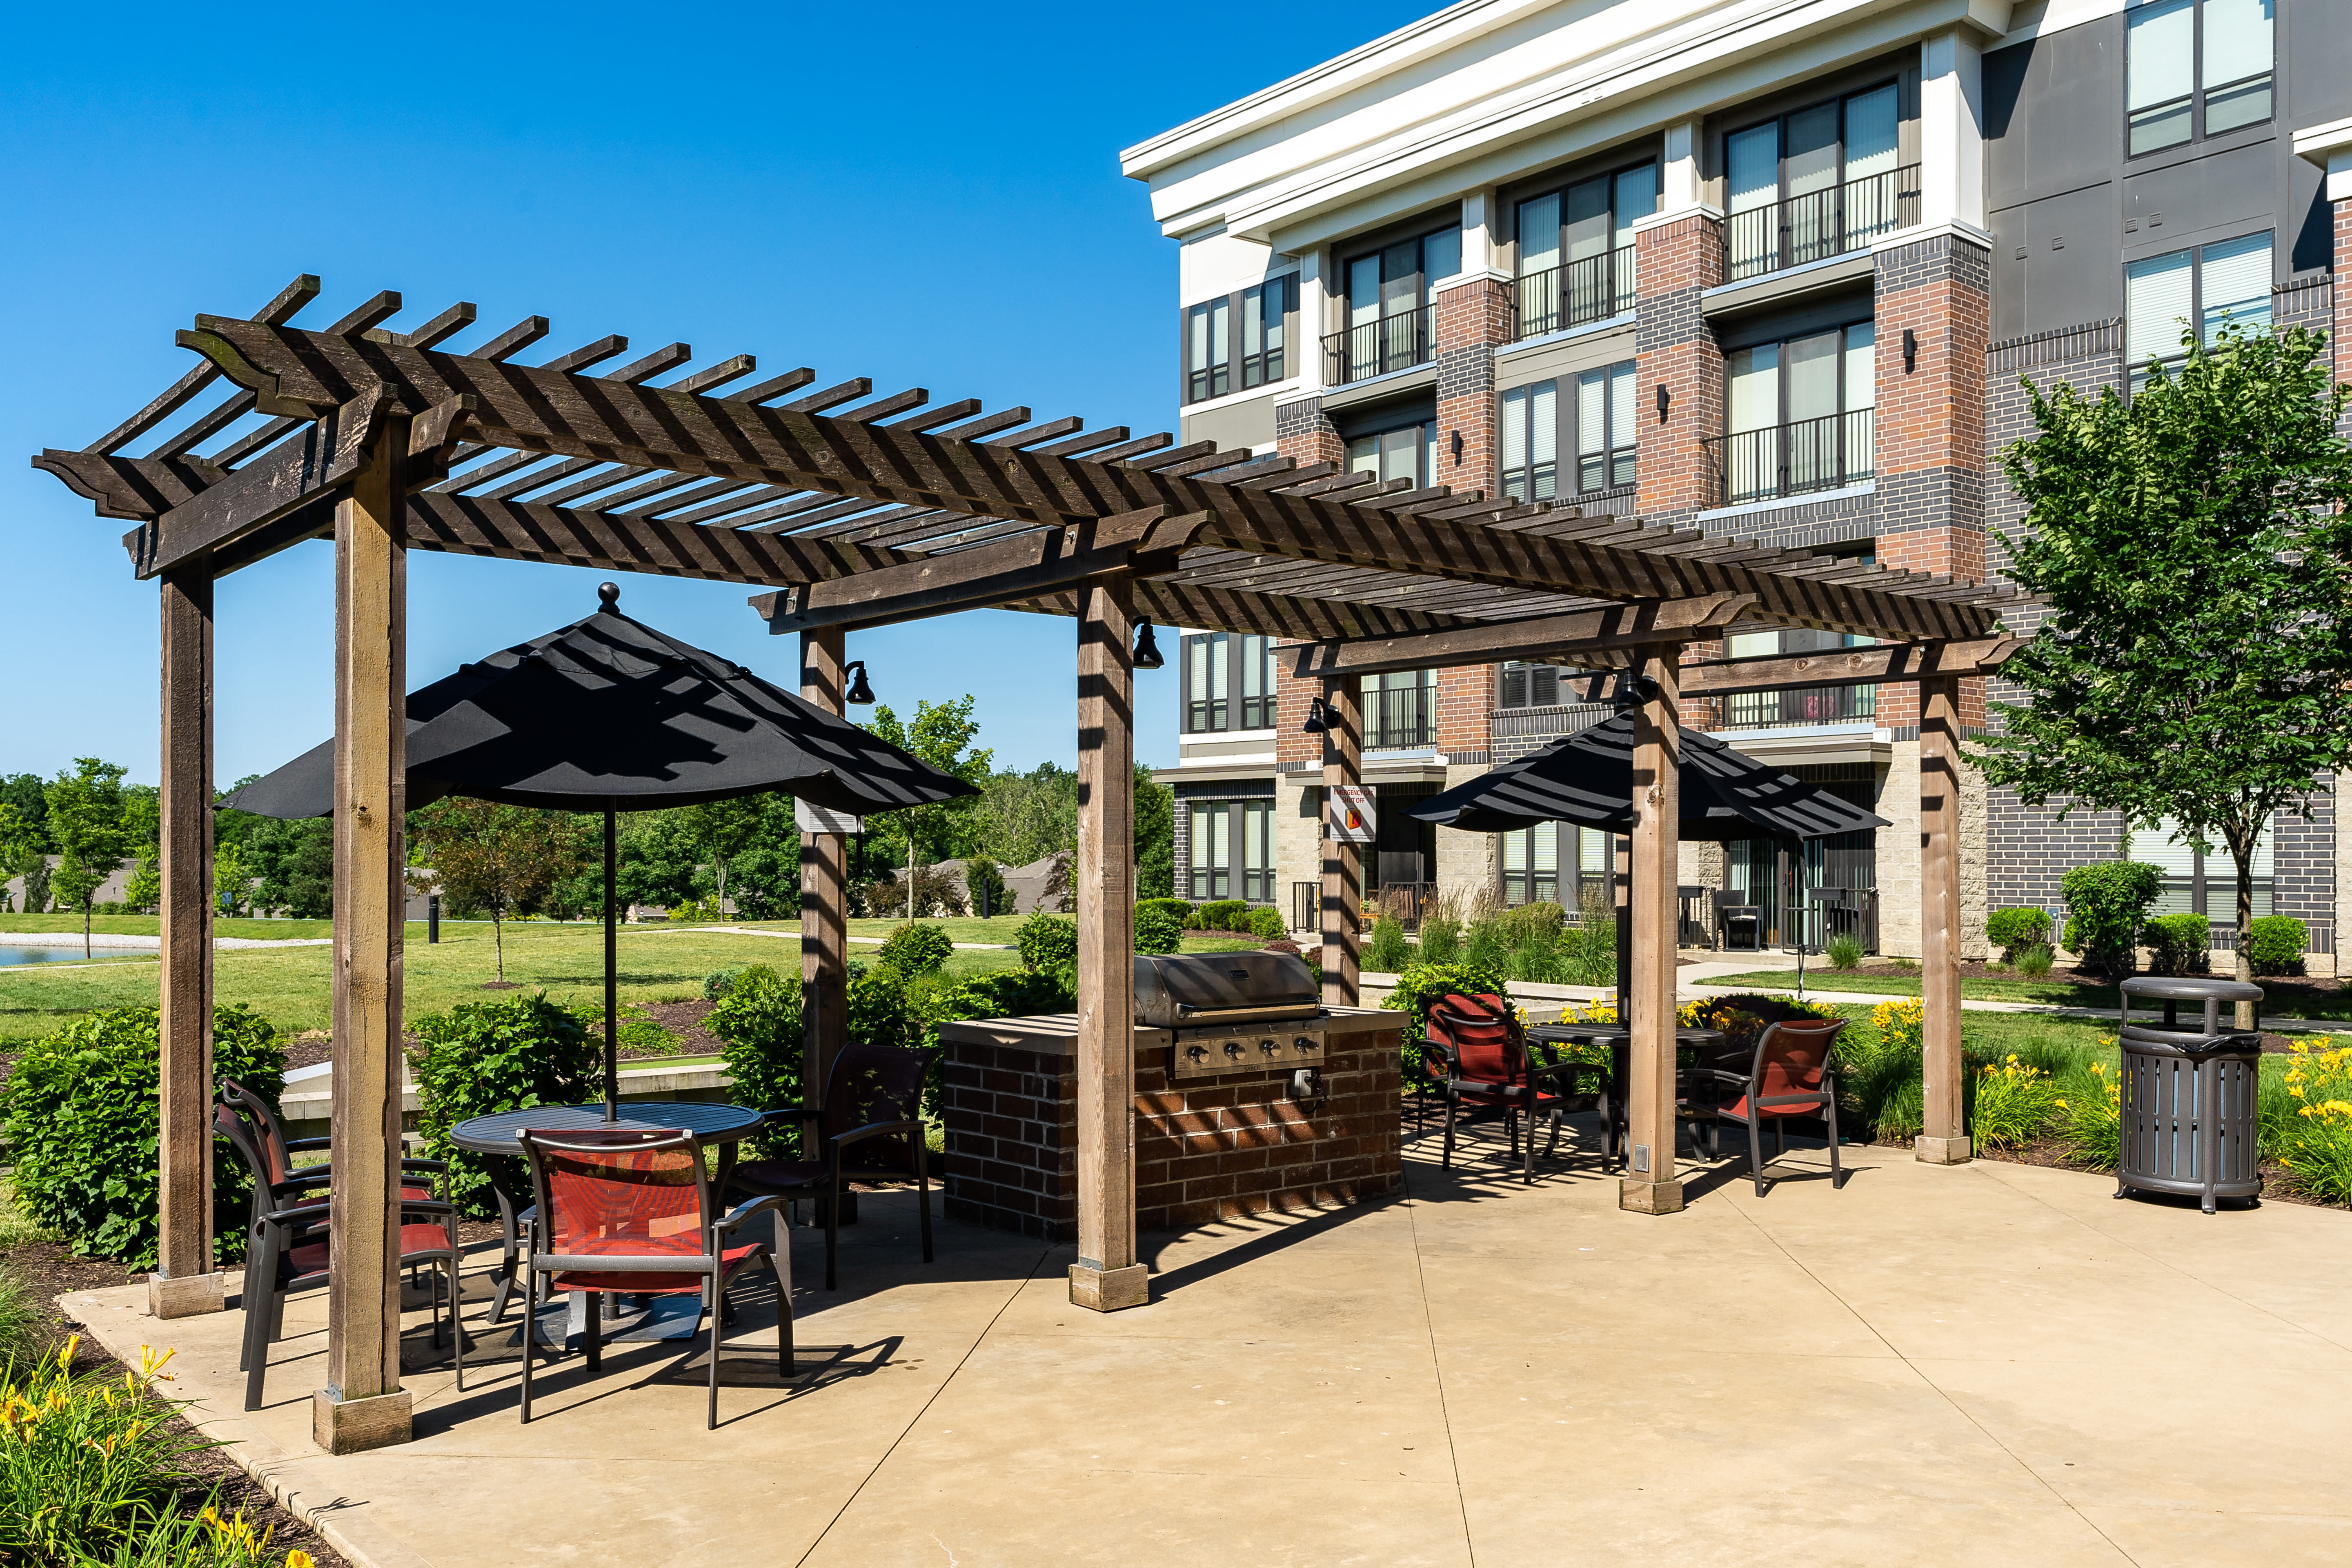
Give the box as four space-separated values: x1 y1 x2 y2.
38 275 2018 1451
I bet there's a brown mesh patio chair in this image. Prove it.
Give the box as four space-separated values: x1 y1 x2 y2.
725 1041 932 1291
1426 993 1600 1181
215 1098 461 1412
1689 1017 1850 1196
219 1077 443 1205
517 1125 790 1429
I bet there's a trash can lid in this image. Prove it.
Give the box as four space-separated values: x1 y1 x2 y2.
2119 976 2263 1002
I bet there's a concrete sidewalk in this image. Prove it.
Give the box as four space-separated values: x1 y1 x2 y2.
62 1117 2352 1567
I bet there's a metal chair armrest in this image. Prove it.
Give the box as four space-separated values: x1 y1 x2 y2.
256 1200 333 1232
398 1199 458 1220
714 1193 788 1236
267 1171 336 1198
284 1136 334 1152
759 1102 821 1128
832 1119 925 1151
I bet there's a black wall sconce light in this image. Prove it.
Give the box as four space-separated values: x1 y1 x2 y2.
1903 328 1919 373
1450 428 1464 465
1607 669 1662 710
1654 382 1671 422
843 660 876 705
1132 619 1165 669
1302 697 1331 735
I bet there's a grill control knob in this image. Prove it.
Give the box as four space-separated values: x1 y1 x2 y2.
1185 1045 1208 1064
1224 1040 1245 1060
1294 1037 1314 1053
1259 1039 1279 1056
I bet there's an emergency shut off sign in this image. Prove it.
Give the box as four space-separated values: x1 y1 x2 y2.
1328 785 1377 843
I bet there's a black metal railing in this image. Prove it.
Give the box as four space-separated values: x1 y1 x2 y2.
1510 244 1636 340
1291 881 1319 935
1723 164 1920 283
1702 408 1874 508
1364 685 1436 749
1324 305 1436 385
1723 682 1878 731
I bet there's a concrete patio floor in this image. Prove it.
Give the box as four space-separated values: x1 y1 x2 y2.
62 1115 2352 1568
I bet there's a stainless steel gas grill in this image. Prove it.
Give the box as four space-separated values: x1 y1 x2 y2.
1133 952 1333 1080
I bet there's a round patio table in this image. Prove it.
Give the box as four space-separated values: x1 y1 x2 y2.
1524 1025 1726 1172
450 1100 763 1323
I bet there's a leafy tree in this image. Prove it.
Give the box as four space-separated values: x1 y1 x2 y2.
1134 761 1174 899
213 839 250 917
409 800 588 981
0 803 46 916
683 794 771 915
1981 322 2352 1025
0 774 48 841
972 762 1076 869
45 758 132 956
864 696 993 912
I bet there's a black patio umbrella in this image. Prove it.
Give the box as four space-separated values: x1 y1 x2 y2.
226 581 977 1117
1410 711 1887 842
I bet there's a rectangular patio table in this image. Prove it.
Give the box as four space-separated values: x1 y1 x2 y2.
1524 1024 1727 1171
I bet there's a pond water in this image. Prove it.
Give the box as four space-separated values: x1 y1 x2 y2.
0 944 140 967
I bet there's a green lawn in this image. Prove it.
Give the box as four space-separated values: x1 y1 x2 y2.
0 921 1023 1044
0 913 431 941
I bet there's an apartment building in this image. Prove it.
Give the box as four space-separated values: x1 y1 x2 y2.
1126 0 2352 966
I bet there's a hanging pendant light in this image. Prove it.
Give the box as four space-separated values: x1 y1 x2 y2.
844 660 876 705
1302 697 1331 734
1132 619 1166 670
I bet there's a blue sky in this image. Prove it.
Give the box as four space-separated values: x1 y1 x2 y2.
0 1 1433 787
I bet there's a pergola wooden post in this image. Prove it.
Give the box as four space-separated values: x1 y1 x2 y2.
1070 576 1146 1311
316 416 414 1455
1916 673 1971 1164
799 627 851 1180
1620 647 1686 1214
1320 676 1363 1008
150 564 221 1319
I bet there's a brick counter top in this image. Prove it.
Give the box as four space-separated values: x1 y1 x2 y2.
935 1007 1402 1054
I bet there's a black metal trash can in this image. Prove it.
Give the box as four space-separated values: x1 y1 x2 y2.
2115 976 2264 1214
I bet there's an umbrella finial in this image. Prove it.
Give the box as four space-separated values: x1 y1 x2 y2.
597 581 620 613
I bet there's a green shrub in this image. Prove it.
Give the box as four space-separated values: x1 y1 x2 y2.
850 964 913 1051
668 895 721 923
1417 914 1462 963
1985 906 2054 963
1506 923 1563 984
702 967 744 1001
1247 905 1287 940
1825 932 1864 971
2016 944 2055 979
708 964 801 1159
0 1341 225 1566
411 992 598 1219
1197 899 1251 932
908 967 1076 1121
2247 915 2308 976
2145 912 2212 976
2060 1059 2123 1170
1970 1054 2067 1149
1495 901 1564 948
1379 960 1511 1083
1135 906 1184 955
1016 913 1078 984
2060 861 2164 976
615 1010 679 1056
1135 897 1193 925
1465 917 1507 973
966 857 1009 919
0 1003 284 1270
877 921 955 976
2271 1038 2352 1203
1835 998 1925 1143
1364 917 1409 974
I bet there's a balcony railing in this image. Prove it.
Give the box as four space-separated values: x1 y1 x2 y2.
1723 164 1920 283
1364 685 1436 750
1324 304 1436 385
1722 683 1878 731
1702 408 1874 508
1511 244 1636 340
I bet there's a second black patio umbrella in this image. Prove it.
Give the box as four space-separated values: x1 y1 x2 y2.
227 581 978 1117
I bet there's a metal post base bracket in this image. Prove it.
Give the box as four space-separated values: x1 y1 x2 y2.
146 1270 227 1320
1618 1178 1686 1215
312 1387 413 1455
1915 1134 1974 1165
1068 1263 1150 1313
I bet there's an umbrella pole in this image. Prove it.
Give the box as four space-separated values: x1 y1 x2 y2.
604 807 618 1121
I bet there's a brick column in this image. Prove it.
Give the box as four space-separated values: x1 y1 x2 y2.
1275 396 1343 469
1632 211 1726 524
1433 274 1510 493
1871 230 1992 733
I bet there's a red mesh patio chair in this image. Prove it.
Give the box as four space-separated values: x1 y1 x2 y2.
219 1077 443 1205
215 1098 462 1412
1426 993 1599 1181
1689 1017 1849 1196
517 1125 790 1430
725 1041 932 1292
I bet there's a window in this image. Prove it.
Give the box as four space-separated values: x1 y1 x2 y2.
1182 632 1277 733
1722 581 1878 727
1181 275 1297 405
1717 322 1874 503
1502 825 1613 907
1364 669 1436 750
2125 230 2272 385
1334 224 1461 383
1186 797 1275 902
1513 159 1657 337
1500 360 1637 503
1346 419 1438 489
1725 83 1911 280
2133 815 2272 919
1498 661 1565 709
2127 0 2272 157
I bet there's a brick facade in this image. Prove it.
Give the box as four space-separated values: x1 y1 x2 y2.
1274 394 1344 469
1633 211 1726 523
941 1027 1405 1241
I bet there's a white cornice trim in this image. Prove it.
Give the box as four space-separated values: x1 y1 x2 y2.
1631 202 1725 232
1870 218 1994 251
2292 116 2352 165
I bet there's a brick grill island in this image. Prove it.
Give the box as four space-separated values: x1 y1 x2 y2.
937 1009 1405 1240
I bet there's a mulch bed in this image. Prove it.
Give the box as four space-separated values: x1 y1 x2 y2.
629 997 725 1057
7 1238 354 1568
